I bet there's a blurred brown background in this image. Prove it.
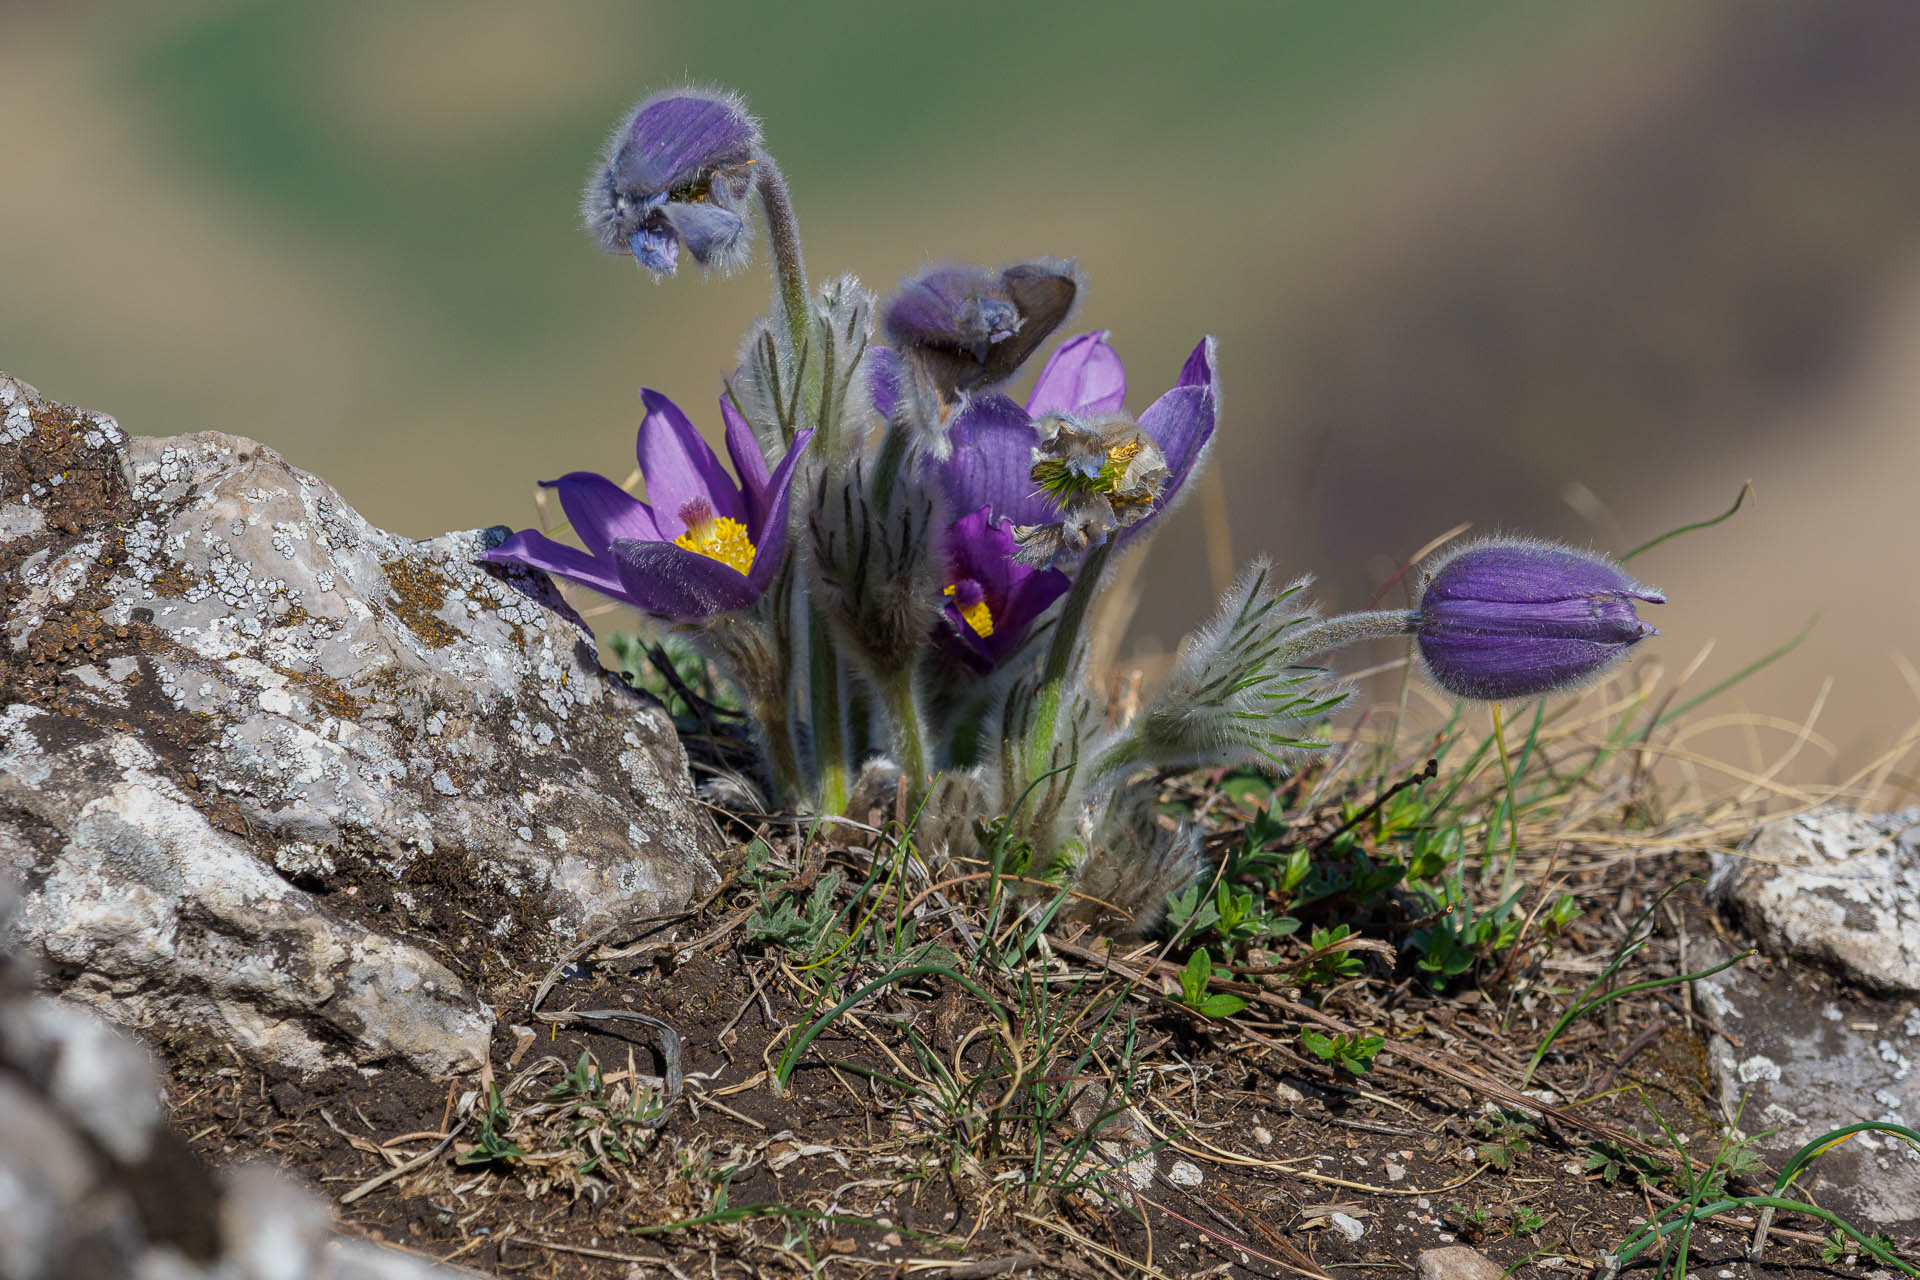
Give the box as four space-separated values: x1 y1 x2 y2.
6 2 1919 792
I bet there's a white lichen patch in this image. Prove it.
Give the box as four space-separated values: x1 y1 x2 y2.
1716 805 1920 993
0 502 44 542
0 705 53 787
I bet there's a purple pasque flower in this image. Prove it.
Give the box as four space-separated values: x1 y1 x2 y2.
939 508 1071 671
932 331 1218 557
1414 539 1665 701
882 260 1079 398
480 389 810 622
583 89 760 277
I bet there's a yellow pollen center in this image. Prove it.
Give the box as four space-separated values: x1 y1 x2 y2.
674 515 756 576
943 584 995 638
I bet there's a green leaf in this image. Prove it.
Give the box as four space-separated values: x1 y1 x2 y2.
1198 993 1248 1019
1181 950 1212 1006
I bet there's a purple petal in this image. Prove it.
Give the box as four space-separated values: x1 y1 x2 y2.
478 529 627 600
991 561 1071 653
541 472 659 559
867 346 901 421
936 395 1061 529
945 508 1014 602
940 606 996 668
745 428 813 595
1141 336 1218 493
1425 542 1665 606
630 224 679 275
719 390 771 521
636 388 744 537
661 201 746 267
1176 334 1215 390
1028 331 1126 417
614 92 759 198
612 539 758 620
1417 632 1645 702
1422 594 1657 644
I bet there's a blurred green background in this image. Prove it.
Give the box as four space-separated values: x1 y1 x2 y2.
8 2 1920 788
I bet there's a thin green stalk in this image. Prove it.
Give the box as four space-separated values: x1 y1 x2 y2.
1024 540 1112 776
1526 950 1750 1087
880 666 928 799
1609 1196 1916 1276
1490 702 1523 895
807 613 850 814
1620 479 1752 563
775 963 1005 1089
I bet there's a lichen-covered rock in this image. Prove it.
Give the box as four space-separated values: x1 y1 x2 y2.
1693 953 1919 1234
1710 805 1920 993
0 883 480 1280
1700 805 1920 1234
0 372 721 1076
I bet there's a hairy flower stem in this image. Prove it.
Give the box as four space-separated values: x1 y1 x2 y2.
880 668 929 802
1023 539 1114 795
806 611 851 814
1276 610 1416 661
752 695 805 805
755 156 845 810
753 159 810 369
699 614 804 805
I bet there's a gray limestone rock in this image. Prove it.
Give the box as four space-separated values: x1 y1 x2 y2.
0 372 720 1077
1710 805 1920 993
1693 954 1919 1234
0 882 478 1279
1698 805 1920 1235
1415 1247 1505 1280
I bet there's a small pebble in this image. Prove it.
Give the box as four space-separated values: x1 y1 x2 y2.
1167 1160 1204 1189
1328 1211 1365 1243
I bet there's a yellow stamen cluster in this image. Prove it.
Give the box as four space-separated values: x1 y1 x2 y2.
674 515 757 576
1106 438 1143 469
943 584 995 638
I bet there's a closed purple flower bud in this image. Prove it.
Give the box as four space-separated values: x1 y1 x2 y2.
583 89 761 277
1414 540 1665 700
881 260 1078 398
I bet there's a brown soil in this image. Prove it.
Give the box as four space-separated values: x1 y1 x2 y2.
154 781 1909 1280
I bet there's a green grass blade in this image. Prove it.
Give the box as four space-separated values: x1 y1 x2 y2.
1620 480 1753 564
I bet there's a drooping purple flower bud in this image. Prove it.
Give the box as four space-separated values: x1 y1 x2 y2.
1413 540 1665 700
881 260 1079 399
583 89 761 277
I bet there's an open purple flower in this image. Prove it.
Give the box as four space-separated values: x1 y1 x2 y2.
1414 540 1664 700
939 508 1071 671
583 89 760 277
932 331 1218 557
480 390 810 622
